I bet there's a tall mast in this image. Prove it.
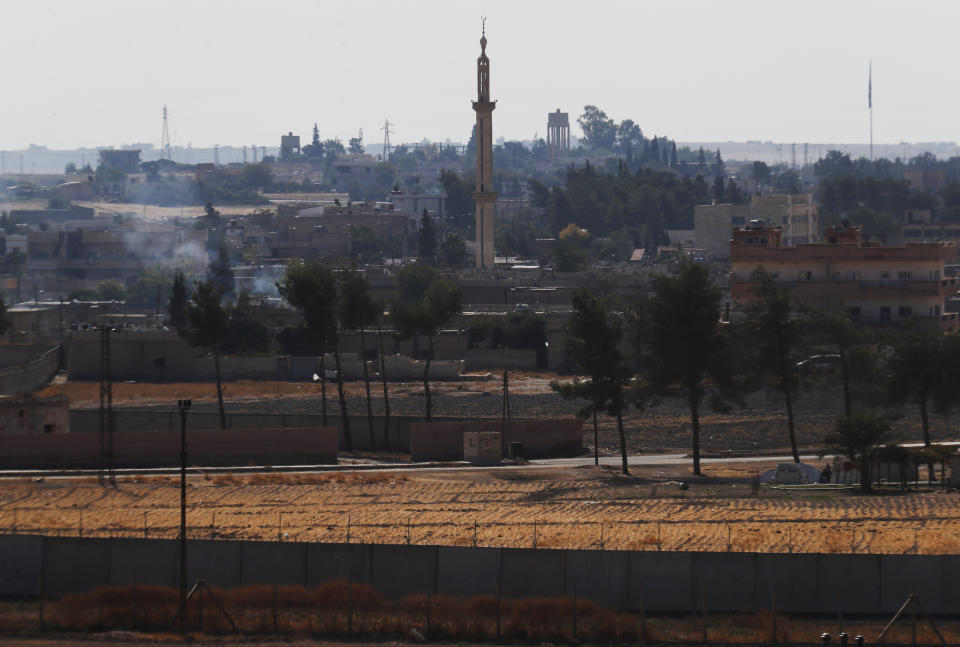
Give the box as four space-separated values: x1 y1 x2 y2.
869 60 873 161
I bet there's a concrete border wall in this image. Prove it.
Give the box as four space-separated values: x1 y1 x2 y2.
0 427 337 469
4 533 958 616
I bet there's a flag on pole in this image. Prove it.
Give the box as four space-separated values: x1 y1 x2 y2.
868 61 872 109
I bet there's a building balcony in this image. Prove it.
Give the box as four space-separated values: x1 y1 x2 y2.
846 312 958 332
731 277 957 300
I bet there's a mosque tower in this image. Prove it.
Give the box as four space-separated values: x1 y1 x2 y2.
472 22 497 269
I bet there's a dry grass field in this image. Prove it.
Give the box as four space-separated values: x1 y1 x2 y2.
3 466 959 555
38 375 538 406
39 372 960 458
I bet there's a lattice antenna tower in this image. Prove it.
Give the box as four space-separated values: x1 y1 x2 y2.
161 105 172 160
242 145 247 164
381 119 393 161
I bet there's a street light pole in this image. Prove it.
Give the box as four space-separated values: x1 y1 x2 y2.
177 398 191 633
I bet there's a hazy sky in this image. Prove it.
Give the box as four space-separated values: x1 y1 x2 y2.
3 0 960 151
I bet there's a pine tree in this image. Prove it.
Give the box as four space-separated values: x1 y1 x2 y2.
168 270 188 327
418 208 436 263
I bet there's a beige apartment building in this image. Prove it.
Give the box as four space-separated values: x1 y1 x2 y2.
730 223 959 331
695 193 819 262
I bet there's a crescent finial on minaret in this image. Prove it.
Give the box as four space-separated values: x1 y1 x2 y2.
481 16 487 52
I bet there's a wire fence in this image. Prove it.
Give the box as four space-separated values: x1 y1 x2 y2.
4 514 960 555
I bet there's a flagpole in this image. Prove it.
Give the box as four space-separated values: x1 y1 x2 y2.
869 60 873 161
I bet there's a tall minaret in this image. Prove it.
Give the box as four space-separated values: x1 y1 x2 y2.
473 20 497 269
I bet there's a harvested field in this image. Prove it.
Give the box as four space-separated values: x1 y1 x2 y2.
40 374 960 455
3 467 959 554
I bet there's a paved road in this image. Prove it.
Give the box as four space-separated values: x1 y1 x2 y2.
0 450 825 480
530 453 822 468
4 440 956 480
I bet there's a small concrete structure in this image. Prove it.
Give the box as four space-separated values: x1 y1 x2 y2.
876 461 919 483
0 394 69 434
463 430 501 465
762 462 819 484
411 419 583 461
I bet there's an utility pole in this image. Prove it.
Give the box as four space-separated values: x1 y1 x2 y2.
177 398 191 634
161 105 172 161
98 326 114 485
381 119 393 161
58 298 64 369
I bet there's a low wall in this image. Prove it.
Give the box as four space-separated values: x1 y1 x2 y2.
410 419 583 461
3 534 959 615
463 349 538 371
69 410 584 457
68 410 435 453
0 427 337 469
0 345 60 396
0 344 56 369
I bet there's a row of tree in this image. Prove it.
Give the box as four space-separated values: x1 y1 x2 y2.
556 261 960 487
169 260 462 451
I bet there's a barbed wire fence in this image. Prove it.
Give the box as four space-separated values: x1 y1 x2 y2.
2 512 958 555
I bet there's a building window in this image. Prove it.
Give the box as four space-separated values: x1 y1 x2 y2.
898 271 912 280
846 306 861 320
850 271 861 280
732 216 745 226
798 271 813 281
935 304 942 315
43 424 54 433
880 307 891 321
880 271 891 280
898 306 912 317
930 270 941 280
